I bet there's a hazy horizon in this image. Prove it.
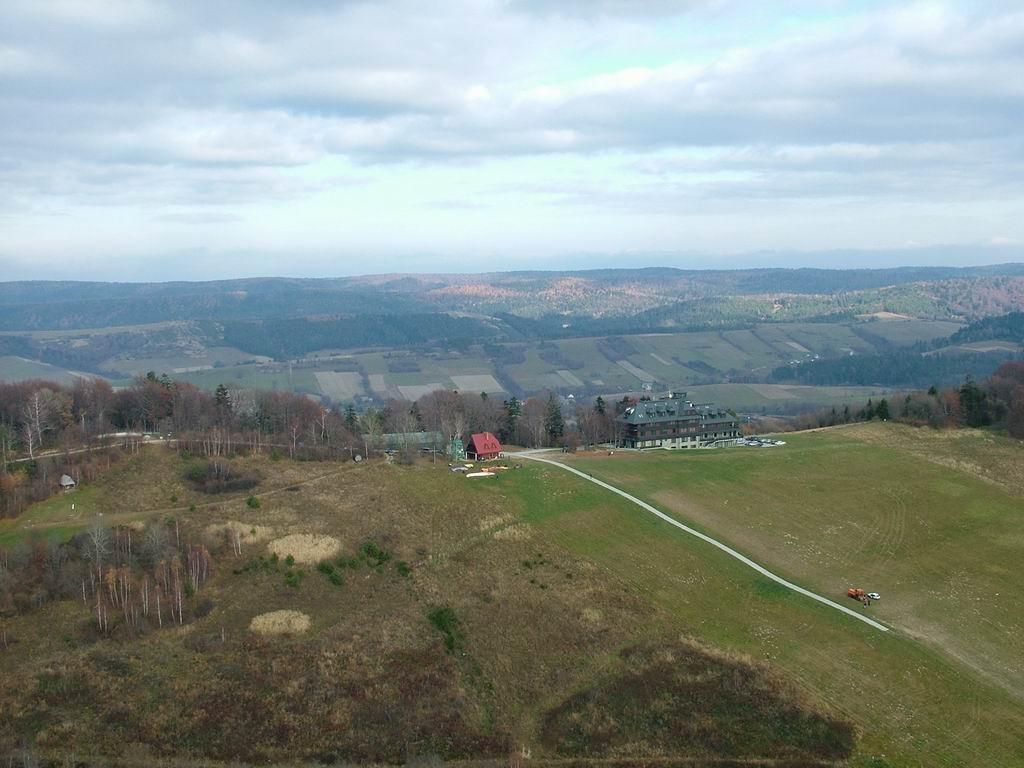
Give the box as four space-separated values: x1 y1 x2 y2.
4 243 1024 284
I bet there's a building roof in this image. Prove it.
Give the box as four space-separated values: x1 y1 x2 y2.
59 474 76 487
617 393 735 426
468 432 502 454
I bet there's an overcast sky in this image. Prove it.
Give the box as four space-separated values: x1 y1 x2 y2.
2 0 1023 280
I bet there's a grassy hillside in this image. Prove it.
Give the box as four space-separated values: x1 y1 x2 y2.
0 449 854 767
4 426 1024 765
559 425 1024 765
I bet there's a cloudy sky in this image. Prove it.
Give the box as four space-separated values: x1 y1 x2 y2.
2 0 1023 279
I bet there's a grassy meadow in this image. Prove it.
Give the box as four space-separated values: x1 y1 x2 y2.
3 423 1023 766
555 423 1024 765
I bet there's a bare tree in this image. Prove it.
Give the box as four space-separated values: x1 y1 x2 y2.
359 409 383 457
85 520 111 581
19 422 35 459
141 523 170 567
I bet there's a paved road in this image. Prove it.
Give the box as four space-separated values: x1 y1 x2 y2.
512 450 889 633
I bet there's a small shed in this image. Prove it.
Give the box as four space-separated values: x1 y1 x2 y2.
59 474 77 492
466 432 502 461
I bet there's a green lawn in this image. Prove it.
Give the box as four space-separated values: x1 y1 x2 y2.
175 363 321 394
564 430 1024 699
478 428 1024 766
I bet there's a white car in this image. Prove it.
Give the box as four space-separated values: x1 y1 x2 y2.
867 592 881 600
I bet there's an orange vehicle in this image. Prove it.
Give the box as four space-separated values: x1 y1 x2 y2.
847 587 872 605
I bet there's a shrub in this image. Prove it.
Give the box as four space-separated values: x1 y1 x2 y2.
269 448 283 461
246 496 260 509
233 555 280 575
427 605 463 652
284 554 295 567
360 541 390 567
316 561 334 575
284 570 303 589
170 494 178 504
185 459 260 494
396 561 412 578
328 571 344 587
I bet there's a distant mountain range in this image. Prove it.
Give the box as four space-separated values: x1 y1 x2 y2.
4 263 1024 332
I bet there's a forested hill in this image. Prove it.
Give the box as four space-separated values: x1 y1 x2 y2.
770 312 1024 388
946 311 1024 345
0 285 429 332
221 314 502 358
3 263 1024 332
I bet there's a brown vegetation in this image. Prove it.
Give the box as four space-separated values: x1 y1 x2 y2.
267 534 341 564
0 450 855 766
249 609 311 635
540 642 854 762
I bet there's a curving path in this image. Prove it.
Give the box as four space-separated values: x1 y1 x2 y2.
512 450 889 633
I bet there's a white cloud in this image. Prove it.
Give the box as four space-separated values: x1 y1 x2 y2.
1 0 1023 274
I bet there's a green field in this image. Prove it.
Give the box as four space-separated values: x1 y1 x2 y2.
545 423 1024 765
0 356 92 385
856 319 965 345
174 363 322 394
682 382 900 411
99 346 270 376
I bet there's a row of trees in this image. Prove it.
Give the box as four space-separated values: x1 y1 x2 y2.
388 390 616 451
766 362 1024 437
1 373 622 518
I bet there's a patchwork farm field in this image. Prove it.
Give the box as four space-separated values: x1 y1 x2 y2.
683 383 899 411
2 317 957 414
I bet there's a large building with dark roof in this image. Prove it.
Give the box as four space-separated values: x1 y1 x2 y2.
616 392 739 449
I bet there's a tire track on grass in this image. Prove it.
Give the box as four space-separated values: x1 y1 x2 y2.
513 452 889 633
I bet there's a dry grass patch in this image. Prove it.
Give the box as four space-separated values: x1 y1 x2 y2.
478 513 514 532
205 520 274 545
249 610 311 636
493 523 533 541
268 533 341 563
843 421 1024 496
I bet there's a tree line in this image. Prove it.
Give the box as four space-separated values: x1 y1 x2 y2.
765 361 1024 438
1 372 620 517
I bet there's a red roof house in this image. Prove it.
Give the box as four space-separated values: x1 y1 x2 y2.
467 432 502 460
